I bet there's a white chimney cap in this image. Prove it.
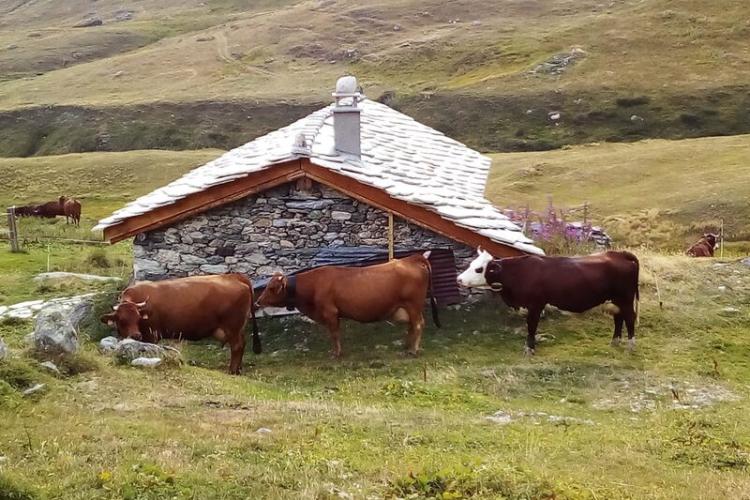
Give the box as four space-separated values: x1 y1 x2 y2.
335 75 358 94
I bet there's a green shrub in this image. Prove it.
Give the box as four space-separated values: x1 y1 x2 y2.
0 474 37 500
86 248 111 269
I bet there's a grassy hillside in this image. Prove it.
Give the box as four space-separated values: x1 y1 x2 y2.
0 254 749 498
1 0 749 154
488 134 750 250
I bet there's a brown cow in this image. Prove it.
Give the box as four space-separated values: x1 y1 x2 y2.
32 198 65 218
100 274 261 374
255 252 440 358
686 233 717 257
458 249 640 354
63 197 82 226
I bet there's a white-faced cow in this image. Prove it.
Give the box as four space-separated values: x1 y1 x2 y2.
457 248 640 354
101 274 261 374
255 252 439 358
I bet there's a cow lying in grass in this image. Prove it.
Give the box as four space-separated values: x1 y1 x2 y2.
686 233 717 257
458 248 640 354
255 252 440 358
101 274 261 374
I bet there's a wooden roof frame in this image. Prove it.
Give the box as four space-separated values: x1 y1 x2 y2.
103 158 525 257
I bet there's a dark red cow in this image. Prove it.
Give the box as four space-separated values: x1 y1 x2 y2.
458 249 640 354
686 233 717 257
101 274 261 374
255 252 439 358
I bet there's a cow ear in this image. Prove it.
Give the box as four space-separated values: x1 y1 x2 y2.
100 313 115 327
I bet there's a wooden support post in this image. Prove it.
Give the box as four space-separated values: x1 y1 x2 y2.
388 212 394 260
7 206 20 252
720 219 724 259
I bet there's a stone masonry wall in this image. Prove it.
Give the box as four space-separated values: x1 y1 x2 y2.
132 181 475 281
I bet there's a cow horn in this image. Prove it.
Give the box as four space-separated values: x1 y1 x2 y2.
477 246 483 255
135 299 148 308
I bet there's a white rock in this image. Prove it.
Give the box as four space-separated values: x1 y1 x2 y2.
33 272 121 283
256 427 272 435
99 336 120 354
0 338 7 360
22 384 46 396
29 304 79 355
486 411 513 425
39 361 61 376
131 357 163 368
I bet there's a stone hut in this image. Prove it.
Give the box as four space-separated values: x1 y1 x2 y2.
95 76 542 303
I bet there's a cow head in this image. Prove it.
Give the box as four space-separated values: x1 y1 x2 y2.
457 247 495 288
703 233 718 249
256 273 289 308
100 300 149 341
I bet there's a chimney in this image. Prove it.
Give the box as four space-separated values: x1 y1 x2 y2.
332 75 361 156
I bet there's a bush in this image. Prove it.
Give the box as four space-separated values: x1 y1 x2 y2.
0 474 37 500
86 248 111 269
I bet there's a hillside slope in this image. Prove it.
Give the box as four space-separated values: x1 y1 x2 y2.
487 134 750 249
1 0 749 154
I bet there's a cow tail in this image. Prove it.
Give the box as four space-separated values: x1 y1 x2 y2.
235 273 262 354
426 258 441 328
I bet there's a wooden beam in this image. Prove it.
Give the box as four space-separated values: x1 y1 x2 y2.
387 212 394 260
301 160 524 258
104 161 304 243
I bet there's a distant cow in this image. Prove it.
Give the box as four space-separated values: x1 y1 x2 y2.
101 274 261 374
686 233 717 257
32 198 65 218
62 197 82 226
255 252 440 358
458 248 640 354
13 205 38 217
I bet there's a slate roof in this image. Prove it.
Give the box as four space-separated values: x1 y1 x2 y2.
94 98 543 255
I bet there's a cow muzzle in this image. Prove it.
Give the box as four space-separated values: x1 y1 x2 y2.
489 282 503 291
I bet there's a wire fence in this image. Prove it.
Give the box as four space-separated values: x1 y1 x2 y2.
2 206 106 251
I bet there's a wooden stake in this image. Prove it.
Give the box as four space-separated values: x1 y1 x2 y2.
720 218 724 259
388 213 394 260
7 206 20 252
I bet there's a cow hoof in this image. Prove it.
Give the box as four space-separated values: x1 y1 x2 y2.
404 350 419 358
611 338 621 347
523 346 535 357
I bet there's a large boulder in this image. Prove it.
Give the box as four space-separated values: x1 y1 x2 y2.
113 339 181 366
28 304 79 355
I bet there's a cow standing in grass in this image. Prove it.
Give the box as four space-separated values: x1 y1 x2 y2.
101 274 262 374
62 197 82 226
458 249 640 354
255 252 440 358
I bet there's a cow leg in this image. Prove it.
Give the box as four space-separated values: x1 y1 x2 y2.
227 330 246 375
624 309 636 352
405 307 425 356
525 307 543 356
611 314 624 347
321 311 342 359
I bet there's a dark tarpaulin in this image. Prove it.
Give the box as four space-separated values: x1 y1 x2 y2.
253 246 461 305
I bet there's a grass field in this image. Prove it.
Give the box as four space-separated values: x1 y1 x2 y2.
0 253 748 498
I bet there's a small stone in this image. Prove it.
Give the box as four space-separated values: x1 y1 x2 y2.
23 384 46 396
200 264 229 274
73 17 103 28
280 240 295 249
39 361 61 376
331 211 352 221
131 357 163 368
0 338 7 360
256 427 272 435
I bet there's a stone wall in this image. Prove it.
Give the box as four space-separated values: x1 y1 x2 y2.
133 181 475 281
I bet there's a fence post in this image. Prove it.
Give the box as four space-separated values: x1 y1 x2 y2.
7 206 20 252
720 219 724 259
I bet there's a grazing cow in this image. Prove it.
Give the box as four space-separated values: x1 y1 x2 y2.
32 199 65 218
686 233 717 257
100 274 261 374
62 197 82 226
457 248 640 354
13 205 38 217
255 252 440 358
